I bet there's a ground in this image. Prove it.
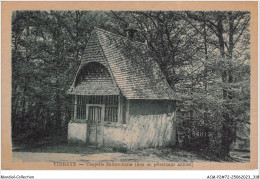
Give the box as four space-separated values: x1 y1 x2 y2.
12 136 249 163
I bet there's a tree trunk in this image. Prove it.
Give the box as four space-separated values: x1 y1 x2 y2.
216 15 231 157
55 89 62 135
203 13 209 149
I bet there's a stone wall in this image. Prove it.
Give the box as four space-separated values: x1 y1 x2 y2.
68 121 87 144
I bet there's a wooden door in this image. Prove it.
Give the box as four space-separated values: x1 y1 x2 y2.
86 104 105 146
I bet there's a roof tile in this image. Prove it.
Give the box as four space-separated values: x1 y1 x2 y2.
68 27 177 100
94 27 177 100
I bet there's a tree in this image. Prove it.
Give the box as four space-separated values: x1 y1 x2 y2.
11 11 250 158
184 11 250 156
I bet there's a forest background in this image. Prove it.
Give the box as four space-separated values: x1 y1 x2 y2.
11 11 250 157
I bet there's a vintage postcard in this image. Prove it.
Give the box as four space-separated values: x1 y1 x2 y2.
1 1 258 173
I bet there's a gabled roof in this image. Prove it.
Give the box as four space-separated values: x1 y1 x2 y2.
69 27 177 100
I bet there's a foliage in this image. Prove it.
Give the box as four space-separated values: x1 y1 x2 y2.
11 11 250 157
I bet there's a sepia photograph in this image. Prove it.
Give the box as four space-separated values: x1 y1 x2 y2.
10 9 251 163
1 1 258 177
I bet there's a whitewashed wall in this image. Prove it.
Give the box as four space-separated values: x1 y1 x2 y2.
68 122 87 143
103 112 176 149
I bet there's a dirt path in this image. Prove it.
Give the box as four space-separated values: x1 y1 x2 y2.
13 151 168 162
12 143 210 162
12 143 249 163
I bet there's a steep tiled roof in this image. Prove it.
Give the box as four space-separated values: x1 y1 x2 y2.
94 28 176 100
68 27 177 100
